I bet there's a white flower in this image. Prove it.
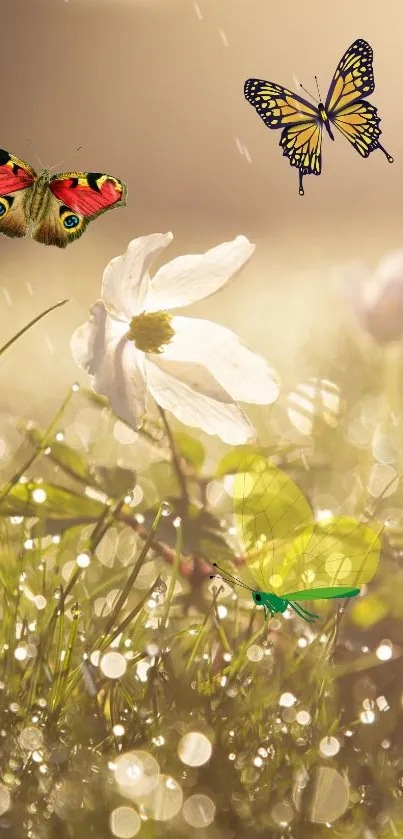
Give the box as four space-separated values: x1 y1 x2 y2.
349 251 403 345
71 232 280 445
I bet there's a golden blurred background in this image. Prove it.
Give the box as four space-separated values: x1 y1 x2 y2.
0 0 402 423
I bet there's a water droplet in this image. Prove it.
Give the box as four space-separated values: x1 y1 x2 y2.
247 644 264 662
376 640 393 661
113 725 125 737
161 501 172 516
14 646 27 661
31 487 47 504
76 552 90 569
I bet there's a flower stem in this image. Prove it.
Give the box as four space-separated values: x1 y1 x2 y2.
157 405 189 510
0 299 69 358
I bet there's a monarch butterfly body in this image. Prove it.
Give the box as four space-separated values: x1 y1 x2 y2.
244 38 393 195
210 456 382 623
317 104 334 139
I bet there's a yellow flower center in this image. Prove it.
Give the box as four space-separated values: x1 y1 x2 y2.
128 311 174 354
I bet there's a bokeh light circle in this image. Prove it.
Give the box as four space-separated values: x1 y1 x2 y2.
183 794 216 827
109 806 141 838
178 732 213 767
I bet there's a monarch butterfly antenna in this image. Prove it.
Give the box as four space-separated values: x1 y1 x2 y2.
210 562 254 592
300 83 319 104
315 75 323 103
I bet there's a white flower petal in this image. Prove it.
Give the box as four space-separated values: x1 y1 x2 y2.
161 317 280 404
71 302 147 428
144 235 255 312
101 232 174 320
375 250 403 288
144 357 256 445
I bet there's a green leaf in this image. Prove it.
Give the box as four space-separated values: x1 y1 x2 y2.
350 593 389 628
138 462 181 507
21 425 136 499
215 445 261 478
173 432 205 472
198 528 234 561
22 425 93 485
215 443 311 478
181 506 233 560
89 465 136 498
0 482 105 520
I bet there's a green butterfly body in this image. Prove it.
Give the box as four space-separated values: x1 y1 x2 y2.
252 587 360 623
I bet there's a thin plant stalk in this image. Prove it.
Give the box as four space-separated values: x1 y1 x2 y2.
0 386 75 503
158 405 189 509
162 523 183 628
101 505 164 640
0 299 69 359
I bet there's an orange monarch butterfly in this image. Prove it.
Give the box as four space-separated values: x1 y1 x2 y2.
244 38 393 196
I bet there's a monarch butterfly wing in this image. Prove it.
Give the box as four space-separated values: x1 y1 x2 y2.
233 456 314 592
279 121 322 179
325 39 375 115
244 80 320 129
325 39 393 161
328 100 385 158
244 80 322 194
276 515 382 598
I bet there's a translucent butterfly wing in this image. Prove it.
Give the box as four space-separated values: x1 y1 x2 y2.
233 456 313 591
244 80 323 178
281 516 382 598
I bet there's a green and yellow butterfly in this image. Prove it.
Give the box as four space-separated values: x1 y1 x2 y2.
244 38 393 195
211 456 382 622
